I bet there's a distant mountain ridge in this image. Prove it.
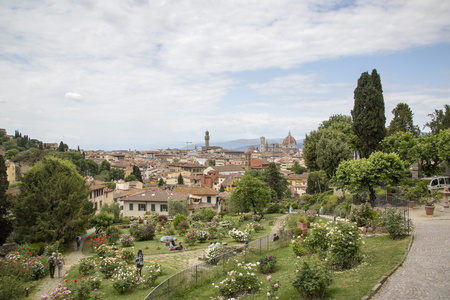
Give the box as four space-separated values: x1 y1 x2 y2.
191 138 303 151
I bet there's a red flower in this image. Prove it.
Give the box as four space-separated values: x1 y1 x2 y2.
82 272 85 275
65 279 68 282
74 279 77 283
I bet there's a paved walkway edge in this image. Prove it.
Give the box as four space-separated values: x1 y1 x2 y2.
361 233 415 300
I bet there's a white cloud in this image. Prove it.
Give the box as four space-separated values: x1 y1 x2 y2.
65 92 83 101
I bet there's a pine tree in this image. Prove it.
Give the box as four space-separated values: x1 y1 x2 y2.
387 103 420 137
177 173 184 185
351 69 386 158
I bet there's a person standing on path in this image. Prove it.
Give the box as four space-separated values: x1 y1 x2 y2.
47 252 57 278
56 253 65 278
76 235 81 251
136 249 144 278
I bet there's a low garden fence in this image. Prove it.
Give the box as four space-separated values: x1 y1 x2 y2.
144 230 292 300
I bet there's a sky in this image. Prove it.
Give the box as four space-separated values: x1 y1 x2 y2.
1 0 449 151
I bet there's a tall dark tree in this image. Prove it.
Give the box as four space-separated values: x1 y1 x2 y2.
12 157 94 244
264 162 289 200
132 165 143 182
177 173 184 185
424 104 450 134
158 178 165 187
0 155 13 245
351 69 386 158
58 141 68 152
288 161 305 174
316 129 353 179
387 103 420 137
306 170 329 195
303 130 321 171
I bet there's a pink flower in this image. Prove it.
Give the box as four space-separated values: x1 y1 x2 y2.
274 283 279 288
266 275 271 281
267 292 271 296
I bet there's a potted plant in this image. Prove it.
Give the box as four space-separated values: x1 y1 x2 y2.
297 215 309 235
401 180 428 210
420 190 443 217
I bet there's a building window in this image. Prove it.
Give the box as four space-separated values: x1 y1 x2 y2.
94 202 98 210
129 204 133 211
138 204 146 211
151 204 155 211
160 204 168 212
207 196 211 203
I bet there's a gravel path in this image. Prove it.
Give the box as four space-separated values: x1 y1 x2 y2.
372 204 450 300
29 229 95 300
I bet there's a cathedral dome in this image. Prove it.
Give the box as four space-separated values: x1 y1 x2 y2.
282 131 297 146
248 145 255 151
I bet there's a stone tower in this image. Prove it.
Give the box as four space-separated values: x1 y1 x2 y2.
260 136 266 152
205 130 210 148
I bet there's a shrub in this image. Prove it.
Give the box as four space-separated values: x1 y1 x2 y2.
119 234 134 247
228 228 247 242
258 255 277 274
348 202 377 227
86 274 102 290
78 258 96 275
17 242 46 256
205 246 233 263
164 228 175 236
378 208 413 239
98 257 125 279
305 210 317 222
302 221 330 254
43 241 61 256
172 214 187 229
141 260 163 287
185 230 196 246
107 231 120 244
40 283 73 300
136 224 155 241
120 248 136 264
195 230 209 242
192 208 216 222
89 234 108 250
0 274 28 299
215 261 260 298
157 215 168 225
265 203 283 214
327 221 363 270
89 211 115 232
252 221 264 232
95 244 119 258
291 240 307 257
105 225 120 236
292 255 333 298
111 265 139 294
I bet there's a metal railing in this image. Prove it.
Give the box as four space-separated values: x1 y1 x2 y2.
144 230 291 300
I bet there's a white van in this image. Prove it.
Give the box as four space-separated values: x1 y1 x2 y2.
422 176 450 191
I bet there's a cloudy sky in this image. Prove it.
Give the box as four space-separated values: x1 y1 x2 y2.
1 0 449 150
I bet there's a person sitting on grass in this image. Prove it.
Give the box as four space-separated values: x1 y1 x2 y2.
165 239 171 247
175 241 184 250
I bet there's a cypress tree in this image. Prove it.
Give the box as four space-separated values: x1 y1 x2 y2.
0 155 12 245
351 69 386 158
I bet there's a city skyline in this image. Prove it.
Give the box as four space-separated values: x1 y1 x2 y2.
1 1 449 150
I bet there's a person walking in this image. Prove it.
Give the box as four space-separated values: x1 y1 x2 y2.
136 249 144 278
76 236 81 251
47 252 57 278
56 253 65 278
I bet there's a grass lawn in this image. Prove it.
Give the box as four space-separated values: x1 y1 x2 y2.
177 234 411 299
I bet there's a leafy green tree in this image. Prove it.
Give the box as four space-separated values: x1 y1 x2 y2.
245 169 265 180
316 129 353 179
99 160 111 173
58 141 68 152
168 199 189 217
333 152 405 206
416 133 443 176
95 170 110 182
264 162 289 200
110 168 125 181
424 104 450 134
107 182 116 190
289 161 306 174
12 157 94 244
319 114 355 140
89 211 115 232
132 165 143 182
387 103 420 137
380 131 419 167
84 159 99 176
5 149 19 160
177 173 184 185
351 69 386 158
306 171 329 194
100 203 120 222
229 174 271 213
0 155 13 245
207 159 216 166
219 184 225 192
437 129 450 164
303 130 321 171
125 174 137 182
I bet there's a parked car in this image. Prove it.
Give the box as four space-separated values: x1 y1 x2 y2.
422 176 450 191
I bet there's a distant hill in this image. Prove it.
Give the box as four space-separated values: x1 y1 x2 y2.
192 138 303 151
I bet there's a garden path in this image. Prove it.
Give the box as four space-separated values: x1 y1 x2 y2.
29 229 95 300
372 204 450 300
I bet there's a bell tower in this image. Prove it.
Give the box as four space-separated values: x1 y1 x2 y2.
205 130 210 148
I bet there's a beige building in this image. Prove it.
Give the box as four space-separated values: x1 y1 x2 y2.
5 160 16 184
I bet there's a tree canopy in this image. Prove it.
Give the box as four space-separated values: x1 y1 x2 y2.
387 103 420 137
333 152 405 205
12 157 94 244
177 173 184 185
228 174 271 213
264 162 290 200
351 69 386 158
132 165 143 182
424 104 450 134
380 131 419 167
